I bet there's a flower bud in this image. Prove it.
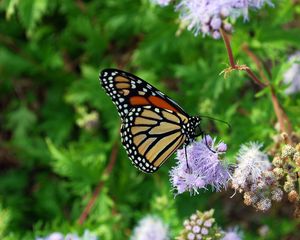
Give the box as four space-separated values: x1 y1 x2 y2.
257 180 266 189
210 17 222 30
263 171 276 185
272 156 283 167
288 190 299 203
272 167 284 180
294 205 300 218
217 142 227 152
212 31 221 39
287 174 297 183
283 180 295 192
201 24 210 34
244 191 257 206
281 145 296 158
223 23 232 33
280 132 289 143
294 152 300 167
295 143 300 152
256 198 271 212
271 188 283 202
220 7 230 18
203 14 211 24
177 209 221 240
258 225 269 237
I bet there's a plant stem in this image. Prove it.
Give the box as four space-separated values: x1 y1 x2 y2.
220 28 292 142
220 29 235 68
241 44 270 83
220 29 267 88
78 140 119 225
242 44 293 138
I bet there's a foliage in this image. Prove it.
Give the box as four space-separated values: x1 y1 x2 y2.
0 0 299 239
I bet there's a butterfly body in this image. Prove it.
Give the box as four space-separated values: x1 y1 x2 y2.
100 69 201 173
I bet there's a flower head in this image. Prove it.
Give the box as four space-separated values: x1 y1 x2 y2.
131 215 170 240
151 0 171 6
170 135 230 195
36 230 97 240
44 233 64 240
76 107 99 132
176 0 273 37
81 230 98 240
256 198 272 211
65 234 80 240
222 227 243 240
231 142 271 190
230 142 285 212
283 51 300 95
270 143 300 215
177 209 223 240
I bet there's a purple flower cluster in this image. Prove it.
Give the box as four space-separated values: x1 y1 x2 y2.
170 135 230 195
231 142 271 190
36 230 98 240
222 227 243 240
151 0 171 6
283 51 300 95
177 209 222 240
131 215 170 240
174 0 273 38
177 209 244 239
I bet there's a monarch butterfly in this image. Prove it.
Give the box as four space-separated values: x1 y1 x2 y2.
99 69 202 173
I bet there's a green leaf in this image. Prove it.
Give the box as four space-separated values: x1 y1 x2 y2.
18 0 48 37
6 104 36 140
5 0 19 19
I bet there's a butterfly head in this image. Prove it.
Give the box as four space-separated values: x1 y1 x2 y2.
184 116 202 145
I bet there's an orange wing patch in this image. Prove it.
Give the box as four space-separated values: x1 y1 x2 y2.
130 96 150 105
129 95 179 113
148 96 178 112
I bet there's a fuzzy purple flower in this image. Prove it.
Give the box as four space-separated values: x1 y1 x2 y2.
36 230 97 240
151 0 171 6
131 215 170 240
36 233 64 240
283 51 300 95
65 234 80 240
176 0 273 37
231 142 271 191
177 209 223 239
222 227 243 240
170 135 230 195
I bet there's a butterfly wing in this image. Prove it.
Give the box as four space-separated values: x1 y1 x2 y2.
99 68 187 120
121 106 188 173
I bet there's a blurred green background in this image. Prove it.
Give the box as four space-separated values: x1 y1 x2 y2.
0 0 300 239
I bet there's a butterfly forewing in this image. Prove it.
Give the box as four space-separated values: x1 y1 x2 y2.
100 69 187 120
121 106 187 173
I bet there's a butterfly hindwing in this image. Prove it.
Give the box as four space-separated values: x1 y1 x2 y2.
100 68 187 120
120 106 188 173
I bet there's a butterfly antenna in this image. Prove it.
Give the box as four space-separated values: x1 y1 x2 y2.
199 115 231 130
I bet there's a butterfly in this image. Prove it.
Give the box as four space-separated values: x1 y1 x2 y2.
99 69 202 173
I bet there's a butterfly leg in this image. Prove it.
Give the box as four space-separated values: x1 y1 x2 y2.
184 146 192 173
202 132 216 153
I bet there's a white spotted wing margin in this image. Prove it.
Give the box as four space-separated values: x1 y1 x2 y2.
120 106 187 173
99 68 187 121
